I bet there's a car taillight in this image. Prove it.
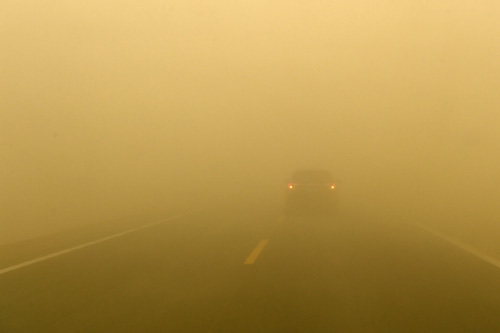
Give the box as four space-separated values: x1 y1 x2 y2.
330 184 336 190
288 183 295 189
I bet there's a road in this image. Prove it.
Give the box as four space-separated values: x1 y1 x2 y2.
1 206 500 332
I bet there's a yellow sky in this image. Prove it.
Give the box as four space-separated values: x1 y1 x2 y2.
1 0 499 242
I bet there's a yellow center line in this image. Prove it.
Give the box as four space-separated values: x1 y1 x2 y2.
244 239 269 265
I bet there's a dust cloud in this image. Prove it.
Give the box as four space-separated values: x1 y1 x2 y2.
1 1 499 249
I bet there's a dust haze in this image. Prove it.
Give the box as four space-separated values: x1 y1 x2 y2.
1 1 499 252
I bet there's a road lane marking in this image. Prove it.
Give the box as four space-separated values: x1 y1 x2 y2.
416 224 500 269
0 212 194 276
244 239 269 265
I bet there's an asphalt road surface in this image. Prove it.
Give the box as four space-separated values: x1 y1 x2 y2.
2 206 500 332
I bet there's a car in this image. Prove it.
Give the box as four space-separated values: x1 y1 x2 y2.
284 169 338 217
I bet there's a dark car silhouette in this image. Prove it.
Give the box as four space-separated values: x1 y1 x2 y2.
284 169 337 217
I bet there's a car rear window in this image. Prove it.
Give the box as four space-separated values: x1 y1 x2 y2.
291 170 333 183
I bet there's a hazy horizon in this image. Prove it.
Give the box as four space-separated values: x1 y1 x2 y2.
2 0 499 245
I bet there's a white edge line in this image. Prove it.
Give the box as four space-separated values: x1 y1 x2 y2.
0 212 195 276
416 223 500 269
